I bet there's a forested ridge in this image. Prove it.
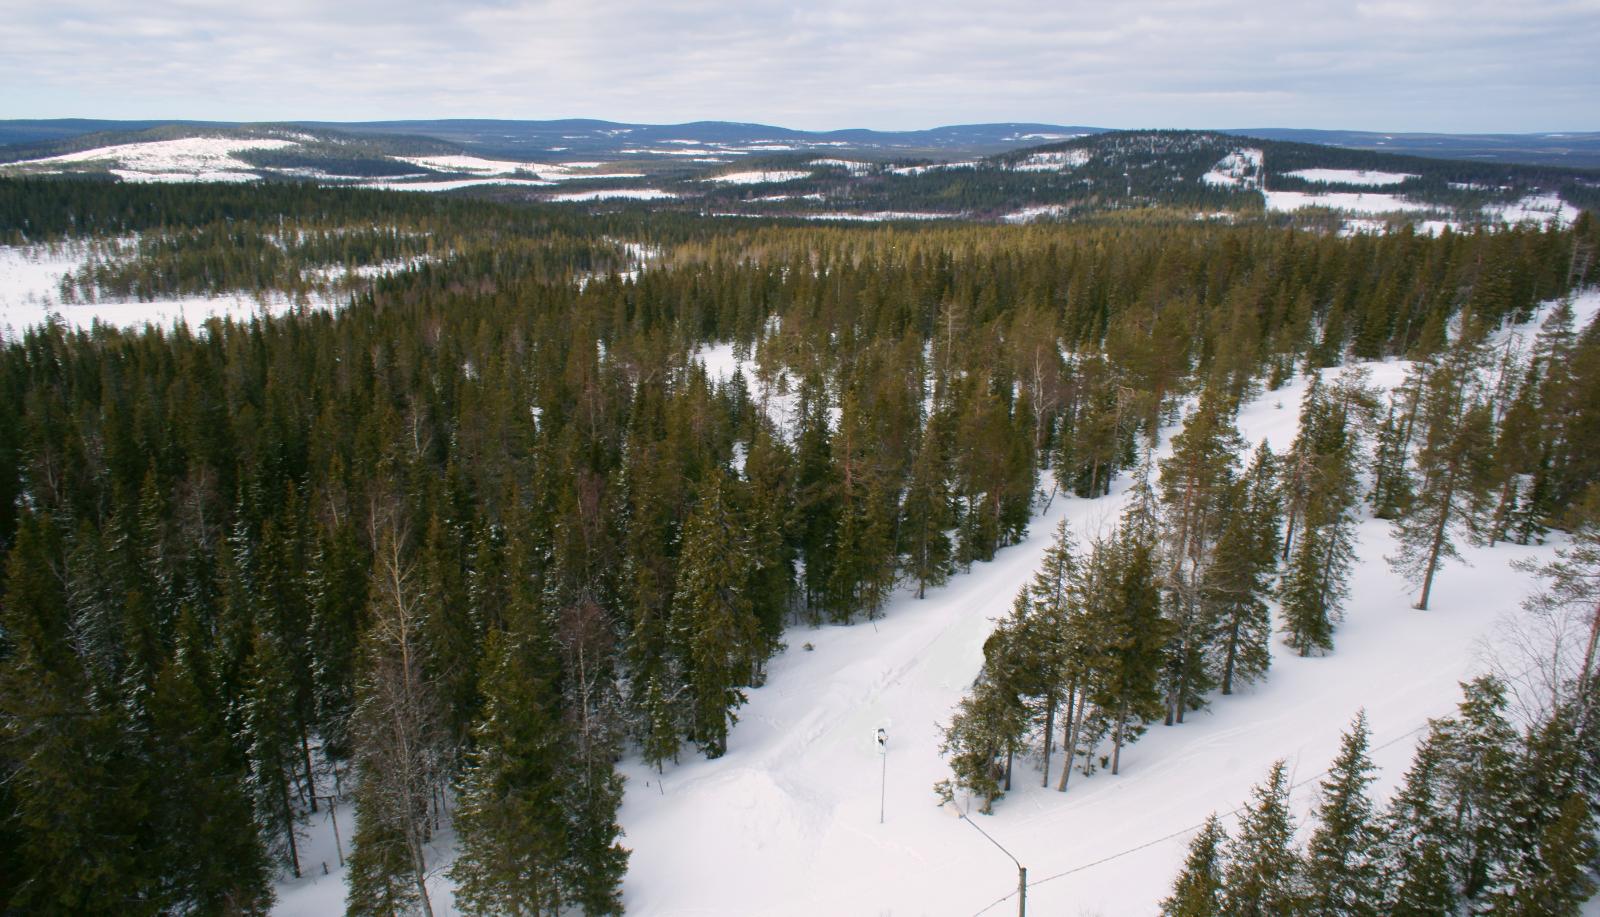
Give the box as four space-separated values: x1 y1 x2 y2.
0 176 1598 914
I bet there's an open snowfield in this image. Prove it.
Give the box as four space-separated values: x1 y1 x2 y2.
269 291 1600 916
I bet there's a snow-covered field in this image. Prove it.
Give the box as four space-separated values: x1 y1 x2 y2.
1285 168 1417 186
269 292 1600 916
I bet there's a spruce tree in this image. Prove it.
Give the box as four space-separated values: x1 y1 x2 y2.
1303 711 1380 916
1202 469 1276 693
1160 815 1228 917
672 473 761 758
1222 760 1301 917
451 627 568 917
1483 793 1597 916
1389 318 1495 610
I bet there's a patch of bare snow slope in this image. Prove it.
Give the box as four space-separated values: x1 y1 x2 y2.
612 290 1600 917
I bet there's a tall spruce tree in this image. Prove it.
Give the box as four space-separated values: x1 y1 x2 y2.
1303 711 1380 916
1222 760 1301 917
672 473 761 758
1389 317 1495 610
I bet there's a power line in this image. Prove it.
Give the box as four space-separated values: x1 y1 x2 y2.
967 717 1439 915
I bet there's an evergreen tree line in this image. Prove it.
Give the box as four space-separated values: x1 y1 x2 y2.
1 185 1597 913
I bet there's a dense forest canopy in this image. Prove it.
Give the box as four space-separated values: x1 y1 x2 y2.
0 175 1598 914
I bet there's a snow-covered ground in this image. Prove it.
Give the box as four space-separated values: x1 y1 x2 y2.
888 161 977 176
0 243 411 337
1486 192 1584 228
1285 168 1417 186
269 292 1600 916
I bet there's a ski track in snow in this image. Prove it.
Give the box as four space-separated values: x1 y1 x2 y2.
271 290 1600 916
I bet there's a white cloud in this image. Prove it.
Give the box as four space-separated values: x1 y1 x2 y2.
0 0 1596 131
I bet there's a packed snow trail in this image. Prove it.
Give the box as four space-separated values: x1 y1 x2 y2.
614 294 1599 916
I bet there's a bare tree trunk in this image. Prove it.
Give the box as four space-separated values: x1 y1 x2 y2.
1040 691 1056 787
301 726 318 813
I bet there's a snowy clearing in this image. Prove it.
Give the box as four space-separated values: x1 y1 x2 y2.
1264 189 1435 215
356 177 555 192
888 161 977 176
794 211 962 222
810 159 874 174
1002 204 1070 223
0 243 413 337
1485 192 1584 228
1285 168 1417 186
701 170 812 185
395 154 540 175
546 188 681 201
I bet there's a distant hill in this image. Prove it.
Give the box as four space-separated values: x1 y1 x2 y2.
5 118 1598 167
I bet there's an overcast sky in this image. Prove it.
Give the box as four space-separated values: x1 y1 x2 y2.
2 0 1596 133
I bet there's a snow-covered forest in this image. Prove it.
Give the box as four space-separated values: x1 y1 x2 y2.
1 175 1598 916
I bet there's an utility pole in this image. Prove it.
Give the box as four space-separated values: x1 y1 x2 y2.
314 794 345 867
876 728 888 824
951 803 1027 917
